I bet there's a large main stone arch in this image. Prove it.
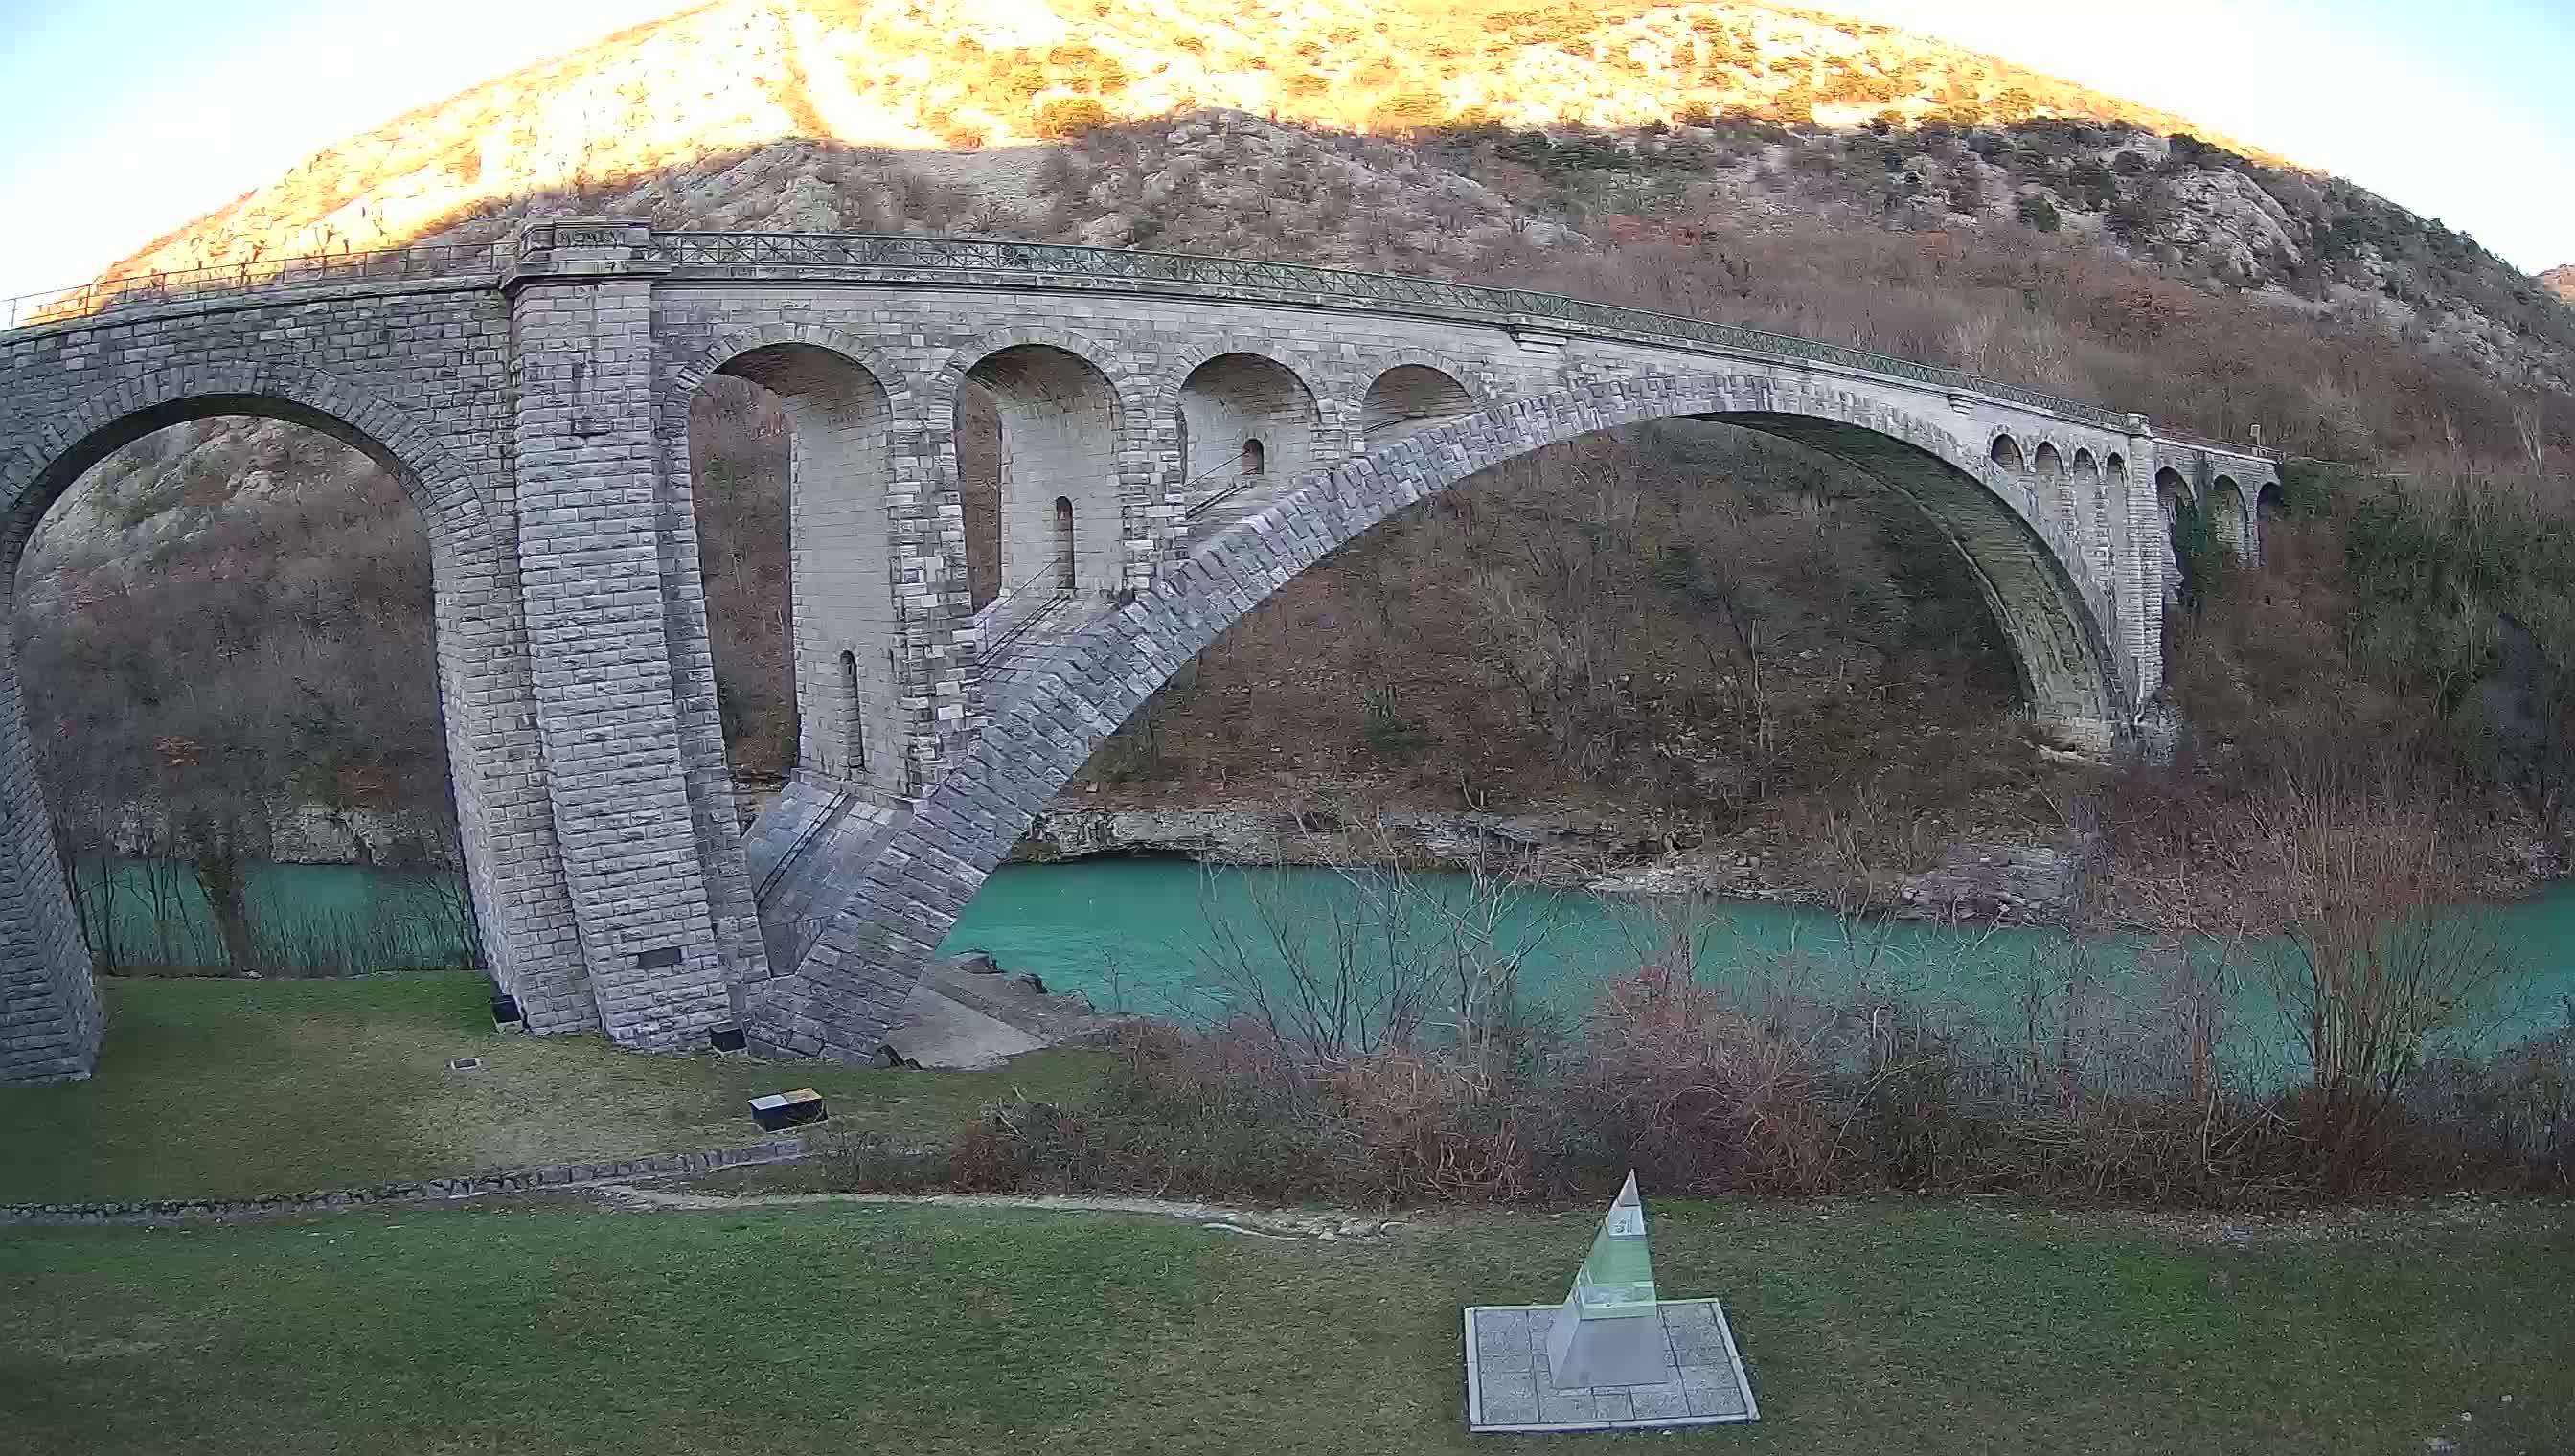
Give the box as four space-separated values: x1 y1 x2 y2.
0 365 582 1080
752 371 2129 1058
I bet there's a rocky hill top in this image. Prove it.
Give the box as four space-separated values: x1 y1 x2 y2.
102 0 2265 272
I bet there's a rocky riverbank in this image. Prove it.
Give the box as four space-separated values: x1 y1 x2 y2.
1007 800 2084 923
81 799 456 869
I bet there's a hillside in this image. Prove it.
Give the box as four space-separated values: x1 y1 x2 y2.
14 0 2575 933
103 0 2274 265
89 0 2569 391
2547 265 2575 304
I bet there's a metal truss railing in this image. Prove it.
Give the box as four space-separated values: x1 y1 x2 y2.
971 560 1079 667
2149 423 2278 462
1177 461 1265 522
2 242 510 330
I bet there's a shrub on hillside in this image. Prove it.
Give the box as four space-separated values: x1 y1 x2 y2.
1033 97 1109 141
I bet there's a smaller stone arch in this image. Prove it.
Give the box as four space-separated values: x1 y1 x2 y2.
1360 363 1476 444
684 339 902 791
838 650 866 773
2255 478 2286 560
2210 475 2250 557
1989 432 2026 472
950 337 1133 607
2153 466 2194 605
669 322 915 418
1052 494 1077 590
2102 453 2129 574
2071 448 2104 576
2033 442 2073 540
1174 352 1322 502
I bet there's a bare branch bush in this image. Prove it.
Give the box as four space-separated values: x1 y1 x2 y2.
2251 778 2516 1190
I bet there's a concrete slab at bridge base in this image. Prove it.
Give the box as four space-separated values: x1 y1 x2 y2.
1464 1299 1759 1434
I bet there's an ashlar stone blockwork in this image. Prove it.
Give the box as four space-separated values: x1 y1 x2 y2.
0 222 2276 1081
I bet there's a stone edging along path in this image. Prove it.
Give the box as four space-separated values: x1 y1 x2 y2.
0 1137 819 1228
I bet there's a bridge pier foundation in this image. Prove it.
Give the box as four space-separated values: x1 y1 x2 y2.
0 655 98 1084
508 254 738 1052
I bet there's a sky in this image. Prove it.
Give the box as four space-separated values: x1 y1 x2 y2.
0 0 2566 303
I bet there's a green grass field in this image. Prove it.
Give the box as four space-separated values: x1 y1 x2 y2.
0 972 1106 1202
3 1197 2566 1456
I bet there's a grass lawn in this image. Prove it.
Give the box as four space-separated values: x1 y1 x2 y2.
0 972 1107 1203
2 1197 2566 1455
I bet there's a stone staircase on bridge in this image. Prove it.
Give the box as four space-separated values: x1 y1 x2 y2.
741 773 905 977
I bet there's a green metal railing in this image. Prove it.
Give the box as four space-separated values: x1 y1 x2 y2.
2 242 508 330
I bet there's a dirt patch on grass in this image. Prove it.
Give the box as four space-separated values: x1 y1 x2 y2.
587 1181 1407 1241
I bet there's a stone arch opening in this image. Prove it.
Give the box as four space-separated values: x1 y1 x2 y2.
2033 442 2072 538
2 387 538 1081
2210 475 2249 557
2154 466 2196 604
962 344 1124 605
1360 364 1472 444
1177 353 1316 501
2256 479 2286 560
764 376 2136 1058
1053 495 1077 590
2071 448 2104 564
2103 453 2129 572
688 341 900 791
1990 433 2025 471
838 650 866 773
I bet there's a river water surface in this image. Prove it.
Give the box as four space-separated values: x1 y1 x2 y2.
83 855 2575 1058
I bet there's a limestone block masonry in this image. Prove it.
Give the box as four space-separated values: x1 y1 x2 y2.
0 220 2277 1081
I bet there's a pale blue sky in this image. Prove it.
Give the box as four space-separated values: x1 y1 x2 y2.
0 0 2565 302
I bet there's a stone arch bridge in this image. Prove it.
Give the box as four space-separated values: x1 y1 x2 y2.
0 219 2276 1081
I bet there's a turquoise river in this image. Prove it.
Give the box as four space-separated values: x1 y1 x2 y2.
75 855 2575 1061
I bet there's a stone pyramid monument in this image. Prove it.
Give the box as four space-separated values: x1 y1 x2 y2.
1461 1171 1759 1432
1544 1171 1666 1385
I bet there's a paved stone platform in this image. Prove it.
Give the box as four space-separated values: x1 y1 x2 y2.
1463 1299 1758 1434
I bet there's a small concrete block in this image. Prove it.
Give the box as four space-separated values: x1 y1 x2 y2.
1477 1371 1539 1424
1535 1387 1599 1424
1659 1301 1719 1334
1683 1372 1746 1418
1626 1381 1689 1420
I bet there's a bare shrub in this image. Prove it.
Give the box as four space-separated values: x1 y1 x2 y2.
2252 781 2515 1190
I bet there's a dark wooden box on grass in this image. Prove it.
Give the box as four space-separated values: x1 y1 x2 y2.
749 1088 828 1131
